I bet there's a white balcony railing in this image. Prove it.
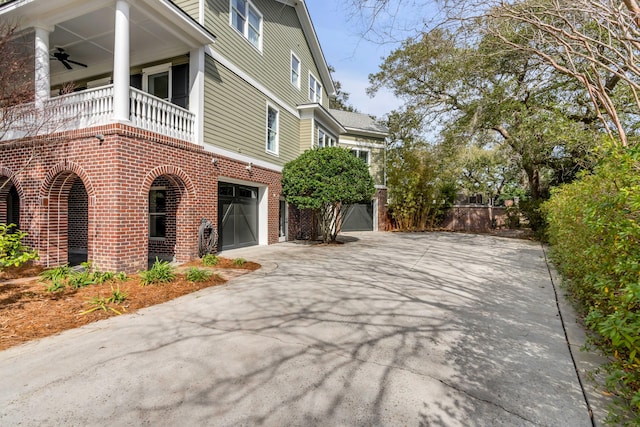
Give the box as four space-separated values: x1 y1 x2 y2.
1 84 196 143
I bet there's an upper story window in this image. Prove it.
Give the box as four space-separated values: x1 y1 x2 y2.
291 53 301 89
309 73 322 103
143 64 172 101
231 0 263 50
352 149 370 165
317 127 336 148
266 104 279 155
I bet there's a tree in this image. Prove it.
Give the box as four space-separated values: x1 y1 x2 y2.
282 147 375 243
384 108 456 230
368 28 599 208
349 0 640 146
328 65 358 112
0 23 73 192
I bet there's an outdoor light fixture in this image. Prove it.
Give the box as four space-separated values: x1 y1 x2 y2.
246 162 252 171
95 134 104 144
212 157 218 165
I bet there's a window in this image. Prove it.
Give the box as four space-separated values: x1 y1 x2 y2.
352 149 370 165
231 0 263 50
309 73 322 103
266 105 279 154
149 188 167 239
317 127 336 148
291 53 300 89
143 64 172 101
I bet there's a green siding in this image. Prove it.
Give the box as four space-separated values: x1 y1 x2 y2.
299 119 313 153
204 0 329 111
204 56 299 166
173 0 200 21
339 135 386 186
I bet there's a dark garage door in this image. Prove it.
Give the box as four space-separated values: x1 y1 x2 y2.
218 183 259 250
342 201 374 232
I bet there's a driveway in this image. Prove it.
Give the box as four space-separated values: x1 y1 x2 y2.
1 232 592 426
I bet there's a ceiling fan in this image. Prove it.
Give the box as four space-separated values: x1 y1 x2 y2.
51 47 88 70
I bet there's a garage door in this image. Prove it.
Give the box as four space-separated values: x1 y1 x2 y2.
218 183 259 250
342 201 374 232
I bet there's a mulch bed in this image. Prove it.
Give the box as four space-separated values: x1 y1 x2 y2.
0 258 260 351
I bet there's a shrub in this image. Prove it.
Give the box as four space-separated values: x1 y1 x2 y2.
543 144 640 419
0 224 38 269
232 258 246 266
186 267 211 282
202 254 219 266
139 258 175 285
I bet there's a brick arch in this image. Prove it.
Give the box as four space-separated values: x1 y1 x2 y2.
142 165 197 263
0 166 25 200
141 165 196 199
0 167 25 226
40 161 95 201
39 161 95 267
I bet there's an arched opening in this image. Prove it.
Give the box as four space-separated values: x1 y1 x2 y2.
7 185 20 229
148 175 183 266
67 178 88 266
43 171 90 267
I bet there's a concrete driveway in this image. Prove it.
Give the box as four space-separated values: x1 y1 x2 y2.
1 232 593 426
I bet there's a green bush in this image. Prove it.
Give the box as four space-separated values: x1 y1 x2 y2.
0 224 38 269
232 258 246 266
140 258 175 285
543 144 640 419
202 254 219 266
186 267 211 282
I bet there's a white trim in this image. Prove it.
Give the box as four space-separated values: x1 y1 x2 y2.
198 0 205 25
217 177 270 246
190 47 206 146
142 63 172 101
265 102 280 156
206 46 300 119
203 144 283 173
351 148 371 166
229 0 264 52
338 139 385 150
290 51 301 89
308 71 322 103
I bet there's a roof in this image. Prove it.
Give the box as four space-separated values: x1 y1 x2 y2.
329 109 389 137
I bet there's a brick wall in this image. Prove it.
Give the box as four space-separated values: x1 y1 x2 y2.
0 123 283 273
441 206 507 232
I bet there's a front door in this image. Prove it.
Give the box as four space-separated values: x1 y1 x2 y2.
218 183 259 250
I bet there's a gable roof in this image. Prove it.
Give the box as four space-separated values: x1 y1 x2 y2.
277 0 335 97
330 109 389 138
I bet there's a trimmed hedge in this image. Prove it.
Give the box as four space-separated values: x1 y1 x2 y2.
543 144 640 421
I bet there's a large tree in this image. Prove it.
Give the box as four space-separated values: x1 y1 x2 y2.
370 29 599 203
282 147 375 243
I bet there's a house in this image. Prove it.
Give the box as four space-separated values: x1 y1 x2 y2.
329 109 388 232
0 0 387 272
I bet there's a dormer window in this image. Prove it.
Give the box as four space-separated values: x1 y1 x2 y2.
231 0 263 50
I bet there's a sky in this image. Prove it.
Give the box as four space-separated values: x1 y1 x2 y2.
305 1 405 118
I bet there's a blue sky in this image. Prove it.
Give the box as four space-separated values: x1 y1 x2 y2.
305 1 404 118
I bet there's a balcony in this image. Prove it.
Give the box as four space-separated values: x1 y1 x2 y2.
2 86 195 143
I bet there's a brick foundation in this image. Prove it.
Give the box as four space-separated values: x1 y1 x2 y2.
0 123 282 273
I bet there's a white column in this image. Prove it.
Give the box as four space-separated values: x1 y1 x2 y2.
34 26 51 109
189 47 205 145
113 0 130 122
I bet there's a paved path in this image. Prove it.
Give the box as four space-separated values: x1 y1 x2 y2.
1 232 595 426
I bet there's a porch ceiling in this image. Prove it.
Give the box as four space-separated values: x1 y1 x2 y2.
2 0 215 86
